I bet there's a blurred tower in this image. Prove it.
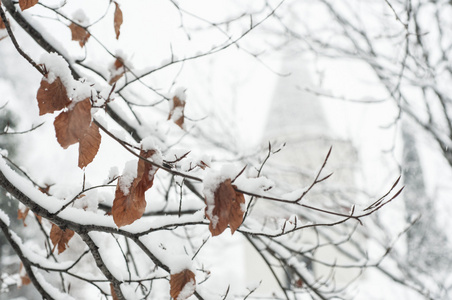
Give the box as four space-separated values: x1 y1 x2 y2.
244 48 361 295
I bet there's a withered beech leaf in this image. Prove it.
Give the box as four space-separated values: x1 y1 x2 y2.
109 58 125 85
168 95 186 129
114 2 123 40
137 149 159 191
0 16 7 29
19 263 31 286
36 76 71 116
112 150 159 227
34 212 42 224
205 179 245 236
68 22 90 47
110 283 119 300
50 223 75 254
197 160 209 170
170 269 196 300
17 207 30 227
54 98 92 149
78 122 101 168
19 0 38 11
39 184 52 195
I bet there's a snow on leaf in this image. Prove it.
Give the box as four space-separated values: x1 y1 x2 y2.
78 122 101 168
17 207 29 227
170 269 196 300
19 0 38 11
112 149 159 227
68 22 90 48
114 2 123 40
168 93 186 129
54 98 92 149
36 76 71 116
109 58 125 85
50 223 75 254
205 179 245 236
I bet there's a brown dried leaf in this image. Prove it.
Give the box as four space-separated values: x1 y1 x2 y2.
34 213 42 224
78 122 101 168
113 57 124 70
168 95 186 129
197 160 209 170
36 76 71 116
54 98 100 168
170 269 196 300
54 98 92 149
19 263 31 286
0 16 7 29
110 283 119 300
112 150 159 227
205 179 245 236
68 22 90 47
295 278 303 288
114 2 123 40
19 0 38 10
111 177 146 227
38 183 53 195
137 149 159 191
50 223 75 254
17 207 30 227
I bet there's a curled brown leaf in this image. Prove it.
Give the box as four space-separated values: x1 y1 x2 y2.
54 98 92 148
205 179 245 236
112 150 159 227
50 223 75 254
68 22 90 47
114 2 123 39
19 0 38 11
36 76 71 116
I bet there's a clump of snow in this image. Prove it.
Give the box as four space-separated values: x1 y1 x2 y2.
233 176 274 196
177 279 196 300
164 148 190 161
281 189 305 201
106 166 119 184
164 149 211 173
118 160 138 195
120 284 140 299
72 190 99 213
35 272 76 300
0 208 10 226
169 106 184 121
72 9 89 26
141 136 160 152
170 256 194 274
1 273 19 292
0 149 8 157
39 52 93 103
